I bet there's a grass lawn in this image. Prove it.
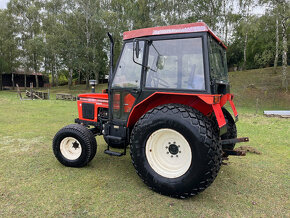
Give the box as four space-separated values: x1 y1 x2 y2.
0 67 289 217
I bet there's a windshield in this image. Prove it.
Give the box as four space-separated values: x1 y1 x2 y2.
112 41 144 88
208 36 228 83
145 38 205 90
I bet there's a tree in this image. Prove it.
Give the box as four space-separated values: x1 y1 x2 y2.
9 0 44 88
0 7 20 90
280 0 288 91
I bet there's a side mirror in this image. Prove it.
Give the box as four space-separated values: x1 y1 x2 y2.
133 39 140 59
135 40 139 58
156 55 166 70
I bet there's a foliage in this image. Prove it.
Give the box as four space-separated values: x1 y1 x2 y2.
0 0 289 90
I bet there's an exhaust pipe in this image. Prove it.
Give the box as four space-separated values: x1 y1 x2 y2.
107 32 114 86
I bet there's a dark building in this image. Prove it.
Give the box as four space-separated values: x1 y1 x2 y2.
1 69 48 90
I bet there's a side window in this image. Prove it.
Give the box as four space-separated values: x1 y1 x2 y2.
112 42 144 88
145 38 205 90
209 37 228 82
146 54 178 88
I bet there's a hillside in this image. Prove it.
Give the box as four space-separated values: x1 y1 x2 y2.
229 67 290 111
45 66 290 111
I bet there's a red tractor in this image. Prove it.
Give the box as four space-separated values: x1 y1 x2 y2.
53 22 248 198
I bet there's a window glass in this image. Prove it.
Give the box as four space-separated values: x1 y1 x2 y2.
209 37 228 82
145 38 205 90
112 42 144 88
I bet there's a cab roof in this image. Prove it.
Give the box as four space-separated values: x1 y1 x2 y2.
123 22 227 49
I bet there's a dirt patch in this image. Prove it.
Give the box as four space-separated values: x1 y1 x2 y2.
0 136 45 153
235 146 262 155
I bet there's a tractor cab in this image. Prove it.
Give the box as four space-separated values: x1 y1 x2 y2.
108 22 230 127
53 22 249 199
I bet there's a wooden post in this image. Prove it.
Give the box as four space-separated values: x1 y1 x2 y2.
16 84 22 100
30 82 33 100
24 74 27 88
12 73 15 90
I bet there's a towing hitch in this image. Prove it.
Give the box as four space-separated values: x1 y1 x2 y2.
221 137 249 156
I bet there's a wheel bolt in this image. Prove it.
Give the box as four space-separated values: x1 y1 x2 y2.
171 155 173 158
165 146 168 149
168 142 171 144
167 152 169 154
178 145 180 147
173 142 176 144
176 155 178 157
179 151 181 153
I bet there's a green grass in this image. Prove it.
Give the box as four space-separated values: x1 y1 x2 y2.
229 66 290 110
0 67 289 217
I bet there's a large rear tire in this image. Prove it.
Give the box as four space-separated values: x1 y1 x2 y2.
130 104 222 198
53 124 97 167
221 108 237 151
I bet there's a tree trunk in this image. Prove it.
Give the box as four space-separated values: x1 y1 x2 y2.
95 71 99 85
55 71 59 87
242 31 248 71
86 75 89 89
33 53 39 88
281 14 288 92
0 72 2 91
12 73 15 90
24 74 27 88
35 74 39 88
274 17 279 73
68 68 73 89
78 70 81 84
51 64 55 87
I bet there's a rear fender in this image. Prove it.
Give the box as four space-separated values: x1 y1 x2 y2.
213 94 238 134
127 92 219 128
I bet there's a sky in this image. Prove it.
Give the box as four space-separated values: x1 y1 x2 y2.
0 0 9 9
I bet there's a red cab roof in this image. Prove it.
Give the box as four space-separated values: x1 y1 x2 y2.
123 22 226 49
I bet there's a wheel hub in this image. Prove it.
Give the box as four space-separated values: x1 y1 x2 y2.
168 144 179 155
145 128 192 178
72 141 79 149
60 137 82 160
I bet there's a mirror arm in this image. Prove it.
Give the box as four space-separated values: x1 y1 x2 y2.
132 38 157 72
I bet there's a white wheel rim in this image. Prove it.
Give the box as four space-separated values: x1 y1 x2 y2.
145 128 192 178
60 137 82 160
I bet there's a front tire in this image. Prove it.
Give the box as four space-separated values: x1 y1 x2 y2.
53 124 97 167
130 104 222 198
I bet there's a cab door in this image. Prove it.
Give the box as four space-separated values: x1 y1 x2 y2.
109 41 145 124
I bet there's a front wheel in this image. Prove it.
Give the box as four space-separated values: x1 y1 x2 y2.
130 104 222 198
53 124 97 167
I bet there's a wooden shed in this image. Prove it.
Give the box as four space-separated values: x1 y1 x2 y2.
1 69 48 90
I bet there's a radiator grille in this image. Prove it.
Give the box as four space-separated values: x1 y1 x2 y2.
82 103 95 120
